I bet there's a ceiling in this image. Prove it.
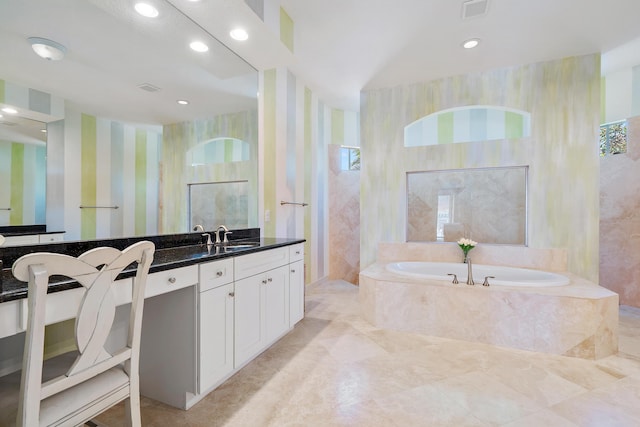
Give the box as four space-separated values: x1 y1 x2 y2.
0 0 259 130
2 0 640 134
278 0 640 110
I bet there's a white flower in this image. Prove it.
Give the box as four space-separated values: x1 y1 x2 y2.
457 238 477 247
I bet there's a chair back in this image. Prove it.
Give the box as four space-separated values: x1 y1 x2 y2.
11 240 154 426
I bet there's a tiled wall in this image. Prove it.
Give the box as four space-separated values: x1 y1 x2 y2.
328 144 360 283
600 115 640 306
361 54 601 281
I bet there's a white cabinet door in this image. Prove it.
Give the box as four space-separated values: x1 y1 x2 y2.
199 282 234 393
234 274 263 368
264 265 289 344
289 260 304 327
234 264 290 368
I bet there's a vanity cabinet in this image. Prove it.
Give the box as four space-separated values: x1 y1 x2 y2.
198 258 234 394
289 244 305 327
2 233 64 246
233 247 290 369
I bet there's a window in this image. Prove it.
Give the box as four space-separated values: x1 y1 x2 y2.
600 121 627 156
340 147 360 170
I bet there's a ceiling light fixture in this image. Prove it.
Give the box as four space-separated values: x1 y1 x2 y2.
189 41 209 52
28 37 67 60
135 2 159 18
41 129 47 133
1 107 18 114
462 38 480 49
230 28 249 41
177 100 189 105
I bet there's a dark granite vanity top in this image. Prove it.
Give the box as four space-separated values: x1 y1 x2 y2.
0 228 304 303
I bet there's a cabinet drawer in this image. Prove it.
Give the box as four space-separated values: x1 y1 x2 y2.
234 247 289 281
289 244 304 263
4 234 39 246
39 233 64 243
199 258 234 292
145 265 198 298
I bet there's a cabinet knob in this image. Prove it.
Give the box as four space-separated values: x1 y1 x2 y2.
216 271 223 277
168 277 176 284
267 277 273 282
296 251 300 255
229 292 235 297
262 279 267 284
291 269 296 273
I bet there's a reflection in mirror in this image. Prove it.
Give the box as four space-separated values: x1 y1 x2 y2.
0 0 258 244
407 166 528 245
189 181 249 230
0 117 47 226
186 138 250 166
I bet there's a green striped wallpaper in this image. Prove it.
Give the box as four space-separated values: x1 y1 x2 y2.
263 69 277 237
362 54 601 281
405 106 531 147
80 114 97 240
0 142 46 226
280 7 294 53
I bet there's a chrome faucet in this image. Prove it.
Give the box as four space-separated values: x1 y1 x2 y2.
214 225 231 244
466 258 475 285
192 225 213 246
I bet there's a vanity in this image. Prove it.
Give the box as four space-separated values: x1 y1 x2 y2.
0 229 305 410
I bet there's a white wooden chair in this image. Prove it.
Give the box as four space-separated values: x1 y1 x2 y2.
1 241 154 427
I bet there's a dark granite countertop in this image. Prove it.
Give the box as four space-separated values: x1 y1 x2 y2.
1 231 304 303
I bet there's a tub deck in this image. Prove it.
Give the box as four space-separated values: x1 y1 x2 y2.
360 262 619 360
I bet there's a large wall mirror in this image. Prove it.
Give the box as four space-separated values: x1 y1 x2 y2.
0 0 258 244
407 166 528 245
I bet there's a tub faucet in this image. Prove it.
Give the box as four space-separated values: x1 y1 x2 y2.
466 258 475 285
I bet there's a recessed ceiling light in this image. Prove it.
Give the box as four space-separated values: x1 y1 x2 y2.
41 129 47 133
177 100 189 105
1 107 18 114
189 41 209 52
462 38 480 49
230 28 249 41
135 2 159 18
28 37 67 60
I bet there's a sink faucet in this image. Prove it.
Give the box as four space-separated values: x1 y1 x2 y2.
214 225 231 244
466 257 475 285
192 225 213 245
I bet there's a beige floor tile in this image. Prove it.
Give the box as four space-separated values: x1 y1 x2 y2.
92 284 640 427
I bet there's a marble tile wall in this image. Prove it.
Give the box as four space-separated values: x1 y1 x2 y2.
600 115 640 307
328 145 360 283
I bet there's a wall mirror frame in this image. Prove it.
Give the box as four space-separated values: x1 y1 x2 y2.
406 166 528 245
0 0 259 245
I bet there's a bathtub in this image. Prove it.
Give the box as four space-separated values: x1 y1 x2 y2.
386 261 570 287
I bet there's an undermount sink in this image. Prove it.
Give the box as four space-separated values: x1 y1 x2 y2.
220 242 260 250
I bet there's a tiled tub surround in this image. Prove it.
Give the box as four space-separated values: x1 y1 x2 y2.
360 243 619 360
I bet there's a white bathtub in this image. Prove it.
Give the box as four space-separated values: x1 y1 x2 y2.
386 261 569 287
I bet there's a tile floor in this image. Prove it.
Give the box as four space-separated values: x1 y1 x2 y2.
97 280 640 426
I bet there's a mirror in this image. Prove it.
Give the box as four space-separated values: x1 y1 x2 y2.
407 166 528 245
0 0 258 243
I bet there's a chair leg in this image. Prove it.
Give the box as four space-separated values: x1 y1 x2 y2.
124 393 141 427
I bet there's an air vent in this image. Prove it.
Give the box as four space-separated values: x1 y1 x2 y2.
138 83 161 92
462 0 489 19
